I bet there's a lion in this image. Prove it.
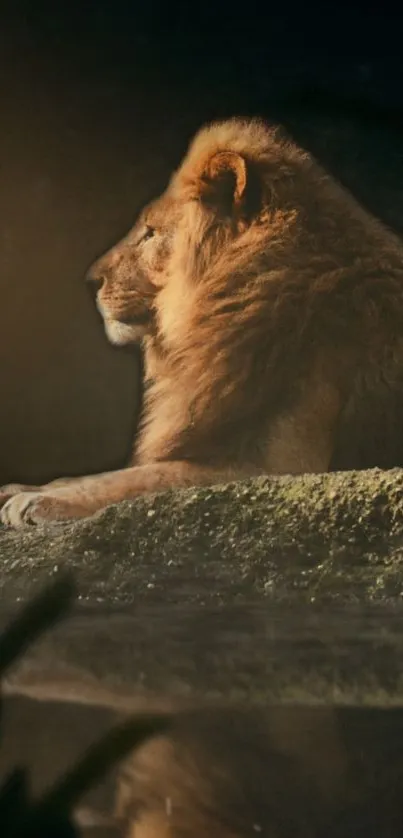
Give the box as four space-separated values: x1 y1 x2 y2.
2 116 403 526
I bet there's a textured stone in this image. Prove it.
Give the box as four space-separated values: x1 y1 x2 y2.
2 469 403 705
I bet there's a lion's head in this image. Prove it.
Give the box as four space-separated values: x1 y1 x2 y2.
86 118 312 349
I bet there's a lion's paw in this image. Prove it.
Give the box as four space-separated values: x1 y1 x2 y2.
0 483 42 509
1 492 70 528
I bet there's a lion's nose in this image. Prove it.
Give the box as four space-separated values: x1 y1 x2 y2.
85 265 107 301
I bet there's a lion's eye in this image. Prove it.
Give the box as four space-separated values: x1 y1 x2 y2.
141 225 155 244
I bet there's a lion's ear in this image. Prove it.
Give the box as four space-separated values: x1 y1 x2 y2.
200 151 248 211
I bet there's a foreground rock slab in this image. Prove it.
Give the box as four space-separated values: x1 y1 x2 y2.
1 468 403 705
1 468 403 605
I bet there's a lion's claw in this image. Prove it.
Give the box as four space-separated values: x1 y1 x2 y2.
0 483 43 509
1 492 48 527
0 489 90 528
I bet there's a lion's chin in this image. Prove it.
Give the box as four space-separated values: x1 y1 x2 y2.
103 319 147 346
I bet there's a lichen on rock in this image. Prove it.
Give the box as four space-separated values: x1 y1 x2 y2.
1 469 403 606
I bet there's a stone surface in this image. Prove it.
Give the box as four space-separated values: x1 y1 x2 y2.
1 469 403 605
2 468 403 705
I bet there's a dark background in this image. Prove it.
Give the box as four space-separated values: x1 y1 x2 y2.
1 3 403 485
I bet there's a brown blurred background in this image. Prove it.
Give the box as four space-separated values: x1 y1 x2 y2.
1 3 402 485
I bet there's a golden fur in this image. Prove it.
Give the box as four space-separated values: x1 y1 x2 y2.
2 116 403 525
